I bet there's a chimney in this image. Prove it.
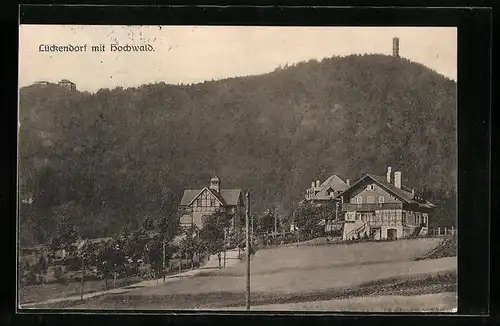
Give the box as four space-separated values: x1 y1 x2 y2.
386 166 392 183
311 181 315 189
316 180 320 188
393 37 400 57
412 189 415 195
394 171 402 189
346 178 350 186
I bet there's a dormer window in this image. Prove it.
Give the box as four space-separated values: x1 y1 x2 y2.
367 184 375 191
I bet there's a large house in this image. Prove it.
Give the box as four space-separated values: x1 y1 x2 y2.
338 166 435 241
300 174 350 232
58 79 76 91
302 174 350 206
178 176 245 231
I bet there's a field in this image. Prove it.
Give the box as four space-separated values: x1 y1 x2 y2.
32 237 457 311
19 275 143 304
219 292 457 312
18 256 205 305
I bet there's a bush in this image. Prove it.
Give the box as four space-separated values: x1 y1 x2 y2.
53 265 65 282
21 271 37 286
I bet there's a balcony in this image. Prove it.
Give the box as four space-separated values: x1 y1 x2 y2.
342 203 403 212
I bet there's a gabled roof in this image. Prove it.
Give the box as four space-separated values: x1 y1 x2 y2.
187 187 226 206
180 190 201 206
338 173 435 208
319 174 349 192
219 189 242 206
179 188 242 207
311 174 349 200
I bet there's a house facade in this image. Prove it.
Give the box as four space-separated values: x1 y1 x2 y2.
178 176 245 231
58 79 76 91
299 174 350 233
338 167 435 241
303 174 350 206
35 81 51 87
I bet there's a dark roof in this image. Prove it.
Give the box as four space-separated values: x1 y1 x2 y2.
219 189 242 206
338 173 435 208
180 188 242 206
180 190 201 206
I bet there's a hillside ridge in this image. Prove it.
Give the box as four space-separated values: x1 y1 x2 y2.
18 54 457 245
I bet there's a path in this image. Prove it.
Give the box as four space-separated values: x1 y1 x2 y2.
20 248 243 308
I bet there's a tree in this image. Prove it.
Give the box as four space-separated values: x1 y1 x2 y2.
20 260 36 285
124 228 149 264
142 216 155 231
145 235 176 279
48 214 80 253
157 215 179 244
258 209 275 235
94 239 127 289
34 254 48 282
199 211 229 259
293 203 324 239
178 224 203 270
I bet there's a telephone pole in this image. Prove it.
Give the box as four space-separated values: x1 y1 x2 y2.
80 254 84 300
245 192 251 310
223 228 227 268
274 210 278 236
78 240 86 301
251 214 254 248
162 238 166 282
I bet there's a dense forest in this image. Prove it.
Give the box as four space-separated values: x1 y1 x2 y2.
18 54 457 246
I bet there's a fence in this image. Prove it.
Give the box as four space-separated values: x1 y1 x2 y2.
429 226 457 236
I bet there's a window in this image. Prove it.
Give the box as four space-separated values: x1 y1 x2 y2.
367 184 375 191
379 196 385 203
367 196 375 203
356 196 363 204
210 198 216 206
196 199 202 207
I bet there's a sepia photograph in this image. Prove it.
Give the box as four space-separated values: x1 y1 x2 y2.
18 25 458 312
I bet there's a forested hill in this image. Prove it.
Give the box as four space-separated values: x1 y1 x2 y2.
18 54 457 246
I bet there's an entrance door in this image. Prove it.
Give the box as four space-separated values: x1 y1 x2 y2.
387 228 398 241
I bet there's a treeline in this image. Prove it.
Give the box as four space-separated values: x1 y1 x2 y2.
18 54 457 246
20 211 236 288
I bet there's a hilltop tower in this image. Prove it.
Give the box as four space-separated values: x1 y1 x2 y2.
393 37 400 57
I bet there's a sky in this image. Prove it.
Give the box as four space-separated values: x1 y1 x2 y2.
19 26 457 92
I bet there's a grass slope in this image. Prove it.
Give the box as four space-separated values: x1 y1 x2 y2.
31 238 457 311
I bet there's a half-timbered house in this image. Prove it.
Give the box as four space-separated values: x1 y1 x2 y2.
338 167 435 241
178 176 245 231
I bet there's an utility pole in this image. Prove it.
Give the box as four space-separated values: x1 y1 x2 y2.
223 228 227 268
251 215 254 248
80 254 84 300
162 238 166 282
78 240 86 301
274 210 278 236
245 192 251 310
